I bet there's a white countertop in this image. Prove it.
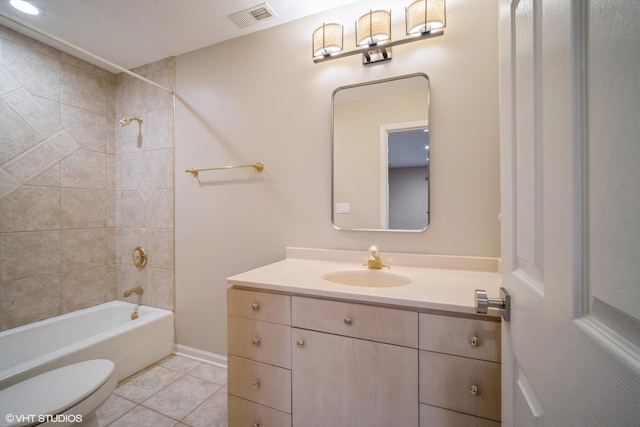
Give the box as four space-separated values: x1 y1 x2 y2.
227 248 502 317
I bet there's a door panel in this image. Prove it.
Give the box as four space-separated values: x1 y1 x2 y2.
499 0 640 425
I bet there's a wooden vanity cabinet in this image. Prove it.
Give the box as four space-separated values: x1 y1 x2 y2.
419 313 502 426
291 296 419 427
227 288 502 427
227 289 292 426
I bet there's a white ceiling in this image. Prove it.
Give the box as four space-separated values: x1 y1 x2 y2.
0 0 361 72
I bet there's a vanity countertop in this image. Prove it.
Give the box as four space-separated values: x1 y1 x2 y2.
227 247 502 317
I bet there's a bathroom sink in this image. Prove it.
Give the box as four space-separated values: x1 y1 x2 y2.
322 269 412 287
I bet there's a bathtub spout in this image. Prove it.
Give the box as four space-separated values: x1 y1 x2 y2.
123 286 143 297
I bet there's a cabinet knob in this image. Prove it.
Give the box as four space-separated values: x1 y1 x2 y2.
252 380 260 390
470 384 480 396
253 424 260 427
470 336 480 347
252 337 261 347
344 317 353 326
296 339 305 348
251 303 260 312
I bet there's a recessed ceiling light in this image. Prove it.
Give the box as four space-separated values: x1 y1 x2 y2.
10 0 40 15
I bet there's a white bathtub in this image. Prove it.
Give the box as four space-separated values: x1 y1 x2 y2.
0 301 174 389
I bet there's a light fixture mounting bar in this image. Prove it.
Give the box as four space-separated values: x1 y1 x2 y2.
313 30 443 64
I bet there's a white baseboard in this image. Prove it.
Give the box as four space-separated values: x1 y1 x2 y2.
173 344 227 369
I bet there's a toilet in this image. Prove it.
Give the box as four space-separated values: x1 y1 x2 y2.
0 359 116 427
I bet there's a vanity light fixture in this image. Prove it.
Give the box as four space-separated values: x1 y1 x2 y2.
313 0 445 65
356 10 392 63
9 0 40 15
312 22 344 58
406 0 446 35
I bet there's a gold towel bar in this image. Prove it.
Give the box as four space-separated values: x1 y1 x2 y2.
185 162 264 177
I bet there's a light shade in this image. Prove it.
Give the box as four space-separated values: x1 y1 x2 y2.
406 0 446 36
356 10 391 47
313 23 343 58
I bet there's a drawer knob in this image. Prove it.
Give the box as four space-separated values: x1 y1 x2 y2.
470 384 480 396
252 380 260 390
251 303 260 312
252 337 261 347
344 317 353 326
253 424 260 427
296 339 305 348
470 336 480 347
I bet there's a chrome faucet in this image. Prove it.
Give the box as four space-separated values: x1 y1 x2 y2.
123 286 143 297
366 245 386 269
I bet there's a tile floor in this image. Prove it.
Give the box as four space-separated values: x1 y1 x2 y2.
96 355 228 426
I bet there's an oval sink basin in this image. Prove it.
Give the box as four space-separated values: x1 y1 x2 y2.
322 269 412 287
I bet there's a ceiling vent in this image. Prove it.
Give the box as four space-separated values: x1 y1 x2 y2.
228 3 277 29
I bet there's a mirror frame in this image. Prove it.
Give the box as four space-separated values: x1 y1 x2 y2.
331 73 430 232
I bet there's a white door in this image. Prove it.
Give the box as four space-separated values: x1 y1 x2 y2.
498 0 640 425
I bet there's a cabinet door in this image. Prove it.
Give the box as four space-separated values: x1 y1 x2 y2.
292 328 418 427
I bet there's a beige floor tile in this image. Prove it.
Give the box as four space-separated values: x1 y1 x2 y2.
114 365 184 403
142 375 222 420
97 394 136 426
182 385 228 427
158 354 203 373
187 363 227 385
107 405 178 427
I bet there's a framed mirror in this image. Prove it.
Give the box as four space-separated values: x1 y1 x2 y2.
332 73 430 231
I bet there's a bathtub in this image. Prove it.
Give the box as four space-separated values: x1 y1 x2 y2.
0 301 174 389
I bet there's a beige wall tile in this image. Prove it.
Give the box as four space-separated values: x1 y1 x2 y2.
0 168 21 199
144 268 175 311
143 108 174 150
116 152 144 190
0 39 61 102
60 188 107 229
117 227 146 265
60 149 106 189
146 228 174 269
0 274 61 331
2 88 61 138
0 231 60 282
146 189 173 229
61 63 107 115
61 104 107 152
146 148 173 189
0 186 60 232
0 99 42 164
27 163 60 187
61 228 107 272
119 190 146 228
60 266 108 312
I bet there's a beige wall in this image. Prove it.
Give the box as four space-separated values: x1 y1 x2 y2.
0 25 175 331
175 0 500 356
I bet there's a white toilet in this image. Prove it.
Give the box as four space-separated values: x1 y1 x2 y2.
0 359 116 427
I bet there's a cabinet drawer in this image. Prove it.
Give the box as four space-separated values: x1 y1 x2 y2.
228 356 292 413
420 404 500 427
228 316 291 368
419 313 501 362
228 288 291 325
292 296 418 347
228 395 291 427
420 350 501 421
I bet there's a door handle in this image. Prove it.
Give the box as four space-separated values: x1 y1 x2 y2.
475 287 511 322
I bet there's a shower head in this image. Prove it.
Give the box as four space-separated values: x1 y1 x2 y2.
119 116 143 127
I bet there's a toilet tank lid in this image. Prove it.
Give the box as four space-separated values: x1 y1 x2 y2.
0 359 114 427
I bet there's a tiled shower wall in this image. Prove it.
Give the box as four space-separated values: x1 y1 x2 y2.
115 59 175 312
0 25 175 331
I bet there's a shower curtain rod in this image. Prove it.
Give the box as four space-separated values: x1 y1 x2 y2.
0 11 175 95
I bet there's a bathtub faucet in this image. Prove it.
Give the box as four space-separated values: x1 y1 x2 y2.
123 286 143 297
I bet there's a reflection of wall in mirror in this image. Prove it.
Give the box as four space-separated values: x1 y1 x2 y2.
334 88 427 229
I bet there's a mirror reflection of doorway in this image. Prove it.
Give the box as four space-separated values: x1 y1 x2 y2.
383 126 429 230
